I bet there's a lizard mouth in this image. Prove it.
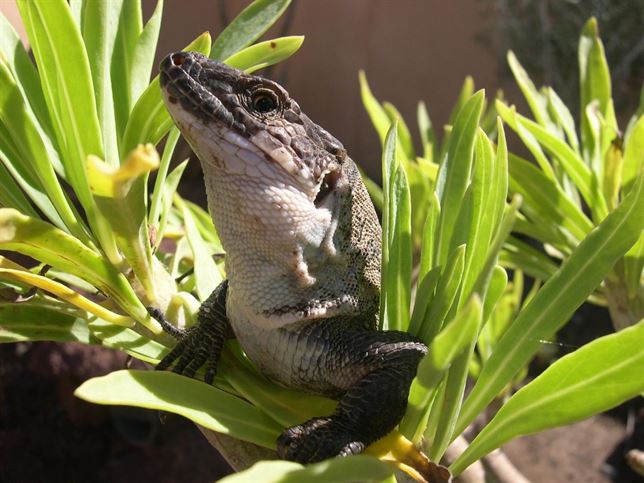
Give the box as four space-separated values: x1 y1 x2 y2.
160 51 244 132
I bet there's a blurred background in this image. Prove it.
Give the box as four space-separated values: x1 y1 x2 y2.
1 1 642 482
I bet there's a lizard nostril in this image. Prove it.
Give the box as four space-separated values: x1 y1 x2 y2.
170 52 186 67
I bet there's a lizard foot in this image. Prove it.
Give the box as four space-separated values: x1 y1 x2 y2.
155 320 224 384
276 417 365 463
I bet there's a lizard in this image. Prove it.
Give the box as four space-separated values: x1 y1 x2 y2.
155 50 428 464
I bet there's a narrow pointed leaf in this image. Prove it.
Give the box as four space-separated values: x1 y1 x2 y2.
452 320 644 475
435 91 484 265
75 370 282 449
455 167 644 437
218 456 392 483
211 0 292 61
224 36 304 74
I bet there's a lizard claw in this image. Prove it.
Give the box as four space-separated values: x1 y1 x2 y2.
150 308 223 384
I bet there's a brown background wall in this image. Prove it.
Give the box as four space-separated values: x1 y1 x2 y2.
153 0 504 179
2 0 509 180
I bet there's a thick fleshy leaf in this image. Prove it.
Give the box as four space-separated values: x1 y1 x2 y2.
75 369 282 449
218 456 392 483
0 61 86 239
0 209 154 329
452 320 644 475
434 91 484 265
0 268 134 327
128 0 163 108
402 296 481 442
224 36 304 74
81 0 123 167
509 153 592 242
17 0 103 200
0 302 91 343
211 0 292 61
0 10 54 138
111 0 143 138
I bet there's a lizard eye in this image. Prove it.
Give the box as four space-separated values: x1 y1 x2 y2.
252 91 278 113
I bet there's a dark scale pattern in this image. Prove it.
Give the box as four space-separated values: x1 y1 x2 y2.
154 281 232 384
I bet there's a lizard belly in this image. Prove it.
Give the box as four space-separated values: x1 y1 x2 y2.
230 313 338 395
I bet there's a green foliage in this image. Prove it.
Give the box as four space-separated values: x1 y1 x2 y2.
1 4 642 482
359 14 643 478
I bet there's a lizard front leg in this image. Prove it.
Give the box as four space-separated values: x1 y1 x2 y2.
276 325 427 463
152 280 233 384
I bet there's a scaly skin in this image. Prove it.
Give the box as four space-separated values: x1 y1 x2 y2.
156 51 427 463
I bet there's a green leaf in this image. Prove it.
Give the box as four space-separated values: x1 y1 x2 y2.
418 245 465 345
149 128 181 230
0 61 87 240
0 162 38 217
211 0 292 60
622 115 644 194
359 71 393 147
380 124 412 331
447 76 474 128
121 32 212 154
500 237 559 281
452 320 644 475
460 129 495 299
417 101 437 162
75 370 282 449
0 302 91 343
384 164 412 331
579 17 611 164
128 0 163 109
509 153 592 242
409 265 441 338
87 145 159 302
402 296 482 442
383 102 415 160
18 0 103 199
428 296 484 460
111 0 143 138
501 102 608 221
81 0 122 167
417 192 440 279
0 268 134 327
224 36 304 74
435 91 484 265
547 87 580 154
455 166 644 438
87 319 168 362
495 100 556 181
176 195 222 301
0 10 54 139
507 51 550 128
218 456 393 483
0 209 152 327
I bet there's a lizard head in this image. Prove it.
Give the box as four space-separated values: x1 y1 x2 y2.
160 51 358 295
159 51 346 203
